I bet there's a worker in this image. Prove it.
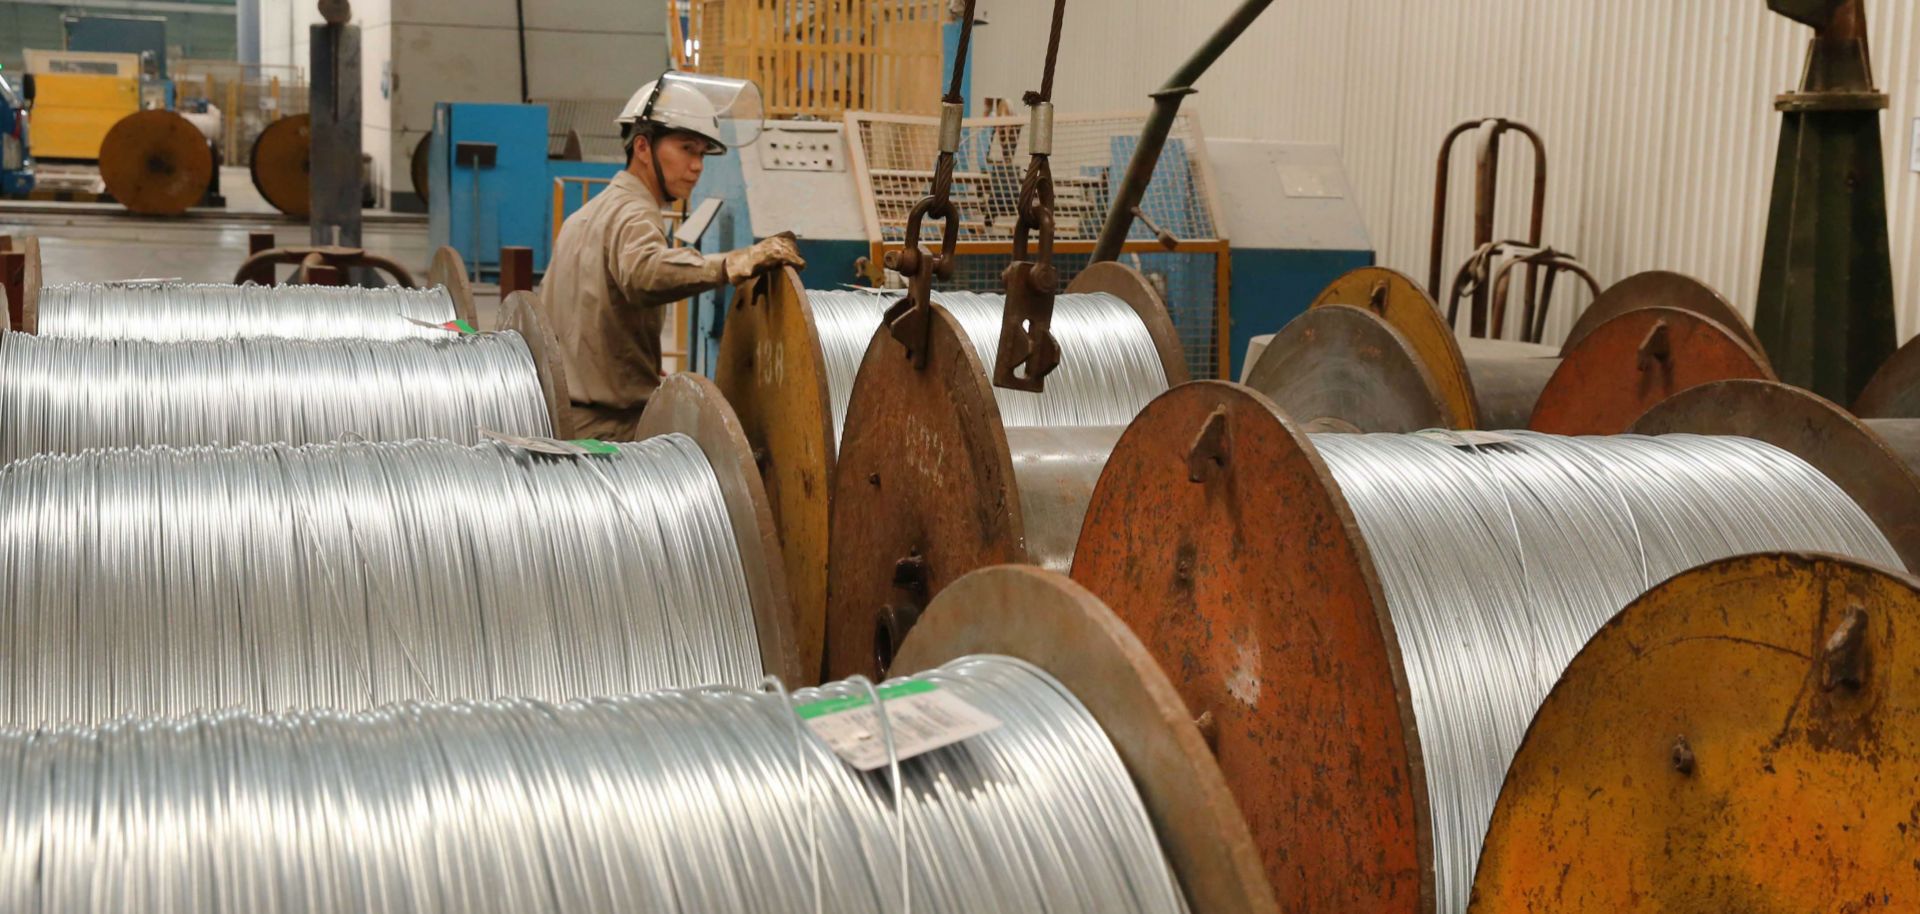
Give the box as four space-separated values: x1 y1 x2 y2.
541 73 804 440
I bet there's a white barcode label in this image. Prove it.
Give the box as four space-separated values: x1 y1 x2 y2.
796 681 1002 772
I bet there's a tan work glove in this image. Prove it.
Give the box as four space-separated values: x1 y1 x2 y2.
724 231 808 283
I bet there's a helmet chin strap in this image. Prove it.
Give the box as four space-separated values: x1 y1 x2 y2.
651 148 678 205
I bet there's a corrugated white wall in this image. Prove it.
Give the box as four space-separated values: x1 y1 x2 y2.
972 0 1920 343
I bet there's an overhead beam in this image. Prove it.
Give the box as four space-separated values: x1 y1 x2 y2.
0 0 237 16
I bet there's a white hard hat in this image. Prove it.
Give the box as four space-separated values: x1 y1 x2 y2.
617 73 765 155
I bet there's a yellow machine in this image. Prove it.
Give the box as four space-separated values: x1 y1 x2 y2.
22 50 139 161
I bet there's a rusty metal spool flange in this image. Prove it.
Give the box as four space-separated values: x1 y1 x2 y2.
1243 304 1451 433
1311 266 1477 427
1561 270 1761 356
1071 380 1429 913
99 110 215 217
427 246 480 328
635 372 805 685
1633 379 1920 572
1469 552 1920 912
715 266 836 683
0 234 41 333
1528 307 1776 435
497 291 574 440
1855 333 1920 418
250 114 312 218
893 565 1281 914
824 264 1187 683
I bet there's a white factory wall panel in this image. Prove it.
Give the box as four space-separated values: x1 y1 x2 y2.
973 0 1920 342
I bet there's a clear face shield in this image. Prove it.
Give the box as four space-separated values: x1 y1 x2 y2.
644 72 766 153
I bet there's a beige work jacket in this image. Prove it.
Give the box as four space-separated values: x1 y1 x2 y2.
539 170 728 438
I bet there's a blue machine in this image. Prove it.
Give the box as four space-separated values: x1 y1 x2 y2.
428 103 623 277
0 73 33 197
1206 139 1374 380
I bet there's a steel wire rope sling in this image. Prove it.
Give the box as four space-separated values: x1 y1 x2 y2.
0 330 555 462
31 281 463 342
1067 380 1906 914
0 566 1284 913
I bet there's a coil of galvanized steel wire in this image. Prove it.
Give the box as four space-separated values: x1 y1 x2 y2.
1310 430 1901 911
0 435 766 726
33 281 461 341
1071 382 1910 914
0 655 1190 914
806 289 1169 443
0 331 550 461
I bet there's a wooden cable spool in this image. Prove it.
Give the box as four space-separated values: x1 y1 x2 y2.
715 267 836 681
1069 380 1427 912
250 114 312 218
893 565 1280 914
497 291 574 440
427 245 481 328
1470 552 1920 911
1633 378 1920 573
1855 332 1920 418
635 372 805 685
823 263 1186 682
1255 267 1771 434
99 110 215 217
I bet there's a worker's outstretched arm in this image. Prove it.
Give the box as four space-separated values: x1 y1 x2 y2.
610 221 808 305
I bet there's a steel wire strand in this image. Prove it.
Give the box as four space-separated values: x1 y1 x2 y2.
0 435 763 727
1305 431 1902 914
805 289 1170 443
0 331 551 461
33 281 460 341
0 656 1188 914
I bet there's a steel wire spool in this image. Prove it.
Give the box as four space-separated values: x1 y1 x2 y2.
825 279 1187 681
0 434 774 727
719 263 1185 684
0 656 1189 913
1070 381 1904 914
1306 431 1901 911
0 331 551 461
32 281 461 341
809 287 1168 443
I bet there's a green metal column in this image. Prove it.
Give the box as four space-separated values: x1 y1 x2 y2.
1754 0 1897 403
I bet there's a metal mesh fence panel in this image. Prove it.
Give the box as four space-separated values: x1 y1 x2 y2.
851 110 1224 377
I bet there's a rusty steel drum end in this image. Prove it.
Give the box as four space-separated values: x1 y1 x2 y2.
99 110 215 217
1067 261 1191 384
13 234 40 334
1471 552 1920 912
496 291 572 440
1530 307 1775 435
1245 304 1452 433
1563 270 1761 356
1856 334 1920 418
1071 380 1430 913
427 246 479 328
715 266 837 685
893 564 1282 914
824 304 1022 683
637 372 804 685
1311 266 1477 428
1632 379 1920 573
